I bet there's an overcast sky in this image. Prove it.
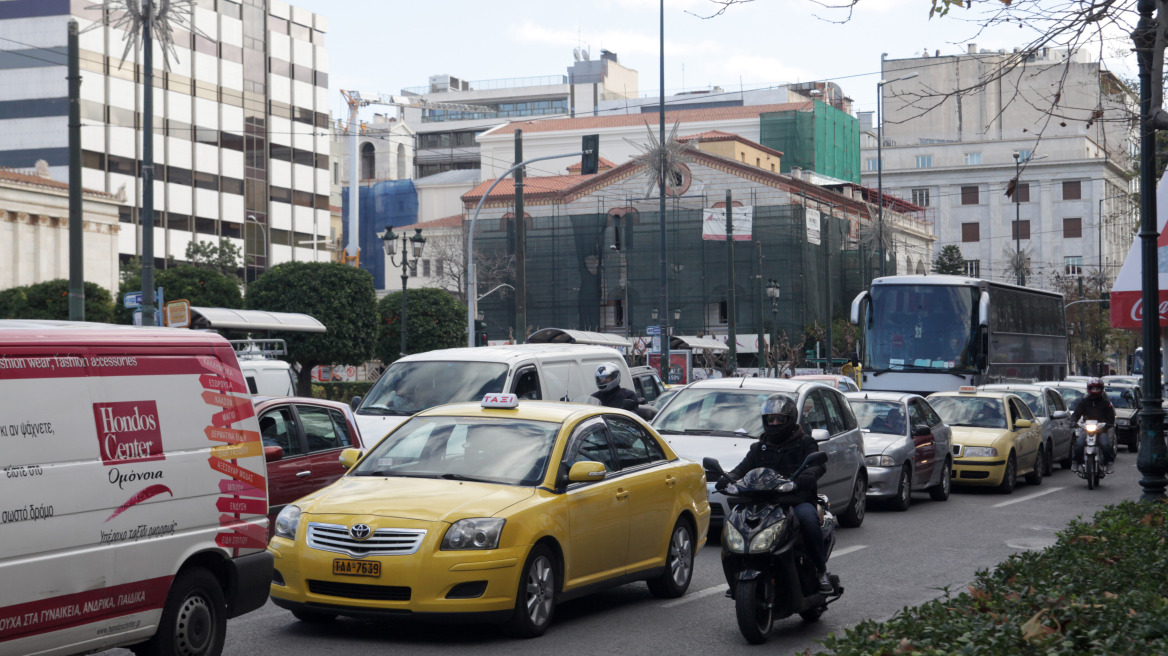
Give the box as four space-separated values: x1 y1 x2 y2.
289 0 1138 124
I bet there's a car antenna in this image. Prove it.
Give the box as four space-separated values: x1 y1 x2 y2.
738 375 747 389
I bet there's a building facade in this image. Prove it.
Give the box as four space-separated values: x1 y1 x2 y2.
861 46 1136 286
0 0 333 281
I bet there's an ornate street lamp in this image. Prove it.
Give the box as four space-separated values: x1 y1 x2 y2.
766 279 781 377
382 228 426 358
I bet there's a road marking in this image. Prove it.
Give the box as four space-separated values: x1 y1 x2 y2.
832 544 868 557
993 487 1064 508
662 584 728 608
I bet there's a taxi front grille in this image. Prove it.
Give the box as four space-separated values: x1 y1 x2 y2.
306 523 427 557
308 580 411 601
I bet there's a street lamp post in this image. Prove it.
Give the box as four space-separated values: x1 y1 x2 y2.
652 307 682 381
1011 152 1047 286
382 228 426 358
876 69 918 277
245 214 267 286
766 279 781 377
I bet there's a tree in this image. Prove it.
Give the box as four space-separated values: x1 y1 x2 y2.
1053 270 1122 375
247 262 378 395
932 245 967 275
0 279 115 323
376 287 467 363
427 229 516 303
116 265 243 324
185 238 243 279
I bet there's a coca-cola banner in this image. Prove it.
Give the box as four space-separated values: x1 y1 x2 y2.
1110 174 1168 330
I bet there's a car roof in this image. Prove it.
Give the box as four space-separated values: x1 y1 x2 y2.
929 390 1014 401
397 344 624 365
418 400 608 424
844 391 919 403
253 396 351 411
1035 380 1087 388
677 378 820 394
629 365 660 376
980 384 1051 392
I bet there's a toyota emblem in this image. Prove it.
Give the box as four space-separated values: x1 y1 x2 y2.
349 524 372 540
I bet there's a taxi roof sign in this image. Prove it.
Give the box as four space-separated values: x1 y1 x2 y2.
958 386 978 394
482 393 519 409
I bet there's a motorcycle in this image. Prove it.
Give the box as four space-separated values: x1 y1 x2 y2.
1077 419 1109 490
703 452 843 644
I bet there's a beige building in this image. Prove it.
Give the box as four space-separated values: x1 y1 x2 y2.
0 163 124 295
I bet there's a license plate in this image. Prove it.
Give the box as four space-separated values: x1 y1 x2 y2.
332 559 380 577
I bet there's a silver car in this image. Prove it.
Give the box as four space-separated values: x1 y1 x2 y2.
651 378 868 529
980 384 1075 473
844 392 953 511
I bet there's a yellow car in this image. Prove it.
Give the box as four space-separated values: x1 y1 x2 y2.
927 388 1044 494
268 393 710 637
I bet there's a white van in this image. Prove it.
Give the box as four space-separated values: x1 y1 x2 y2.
352 344 631 443
231 339 296 397
0 321 271 656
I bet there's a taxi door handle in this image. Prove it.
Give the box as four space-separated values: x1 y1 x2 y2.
664 475 676 487
615 489 629 501
296 471 312 478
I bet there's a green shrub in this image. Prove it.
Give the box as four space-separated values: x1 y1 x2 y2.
814 500 1168 655
311 382 374 404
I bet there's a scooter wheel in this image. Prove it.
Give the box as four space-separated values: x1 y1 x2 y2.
734 579 773 644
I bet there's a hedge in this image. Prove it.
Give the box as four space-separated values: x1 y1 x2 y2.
311 382 374 404
814 499 1168 656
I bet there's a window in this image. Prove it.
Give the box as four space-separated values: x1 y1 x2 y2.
1012 220 1031 240
961 186 980 205
911 188 930 207
1065 255 1083 275
1063 218 1082 238
865 158 881 171
1017 149 1033 162
961 222 980 242
296 405 352 452
436 259 444 277
1010 182 1030 203
259 408 301 455
422 259 430 277
800 393 830 433
1063 180 1081 200
606 415 665 469
964 152 982 166
566 422 614 472
909 401 929 430
964 260 980 277
360 142 375 181
915 155 933 168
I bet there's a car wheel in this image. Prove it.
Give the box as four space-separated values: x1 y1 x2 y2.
1025 446 1044 486
889 465 911 512
647 518 695 599
504 545 556 638
290 608 337 624
130 569 225 656
996 452 1017 494
929 459 952 501
1042 441 1054 476
838 473 867 528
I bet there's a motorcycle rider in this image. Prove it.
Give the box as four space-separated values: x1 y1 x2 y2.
1069 377 1117 473
591 363 639 412
717 394 833 593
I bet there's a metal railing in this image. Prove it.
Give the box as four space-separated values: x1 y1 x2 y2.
402 75 567 95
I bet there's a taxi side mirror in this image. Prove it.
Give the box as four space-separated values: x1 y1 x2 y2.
811 428 831 442
568 461 607 482
1013 419 1032 430
264 445 284 463
1051 410 1068 419
339 448 363 469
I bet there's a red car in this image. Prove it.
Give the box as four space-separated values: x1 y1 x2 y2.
255 397 365 537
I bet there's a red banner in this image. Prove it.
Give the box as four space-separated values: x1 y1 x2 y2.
219 478 264 498
0 576 172 642
205 425 260 445
1110 290 1168 330
215 532 268 550
210 404 255 427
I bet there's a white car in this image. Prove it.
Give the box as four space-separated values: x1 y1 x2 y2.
651 378 868 529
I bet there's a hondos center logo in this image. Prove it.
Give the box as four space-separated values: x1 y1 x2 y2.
93 401 165 466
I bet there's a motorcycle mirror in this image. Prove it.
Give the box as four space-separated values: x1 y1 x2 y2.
803 452 828 468
702 457 725 480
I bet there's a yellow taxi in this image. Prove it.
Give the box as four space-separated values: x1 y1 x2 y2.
267 393 710 637
926 387 1044 494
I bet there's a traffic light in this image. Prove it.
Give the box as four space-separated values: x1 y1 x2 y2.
581 134 600 175
474 320 488 346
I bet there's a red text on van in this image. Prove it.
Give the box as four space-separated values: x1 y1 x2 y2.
93 401 165 465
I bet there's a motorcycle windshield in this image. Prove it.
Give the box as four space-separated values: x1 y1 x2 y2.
737 467 790 492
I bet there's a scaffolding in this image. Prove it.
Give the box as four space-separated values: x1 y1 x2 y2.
759 101 861 184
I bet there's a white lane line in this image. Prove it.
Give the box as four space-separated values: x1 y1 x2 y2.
662 584 728 608
832 544 868 557
993 486 1064 508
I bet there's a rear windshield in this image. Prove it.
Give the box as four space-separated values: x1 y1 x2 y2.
850 400 906 435
358 361 509 417
1106 388 1137 409
652 388 794 438
1057 387 1086 407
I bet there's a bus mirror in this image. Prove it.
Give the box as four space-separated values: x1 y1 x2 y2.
978 291 991 327
976 353 988 370
850 291 869 326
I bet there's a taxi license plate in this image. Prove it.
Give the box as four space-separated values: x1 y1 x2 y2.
332 559 380 577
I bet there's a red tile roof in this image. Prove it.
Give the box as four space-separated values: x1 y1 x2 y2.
395 213 465 231
463 174 588 202
0 169 119 200
566 156 617 172
679 130 785 159
489 102 814 136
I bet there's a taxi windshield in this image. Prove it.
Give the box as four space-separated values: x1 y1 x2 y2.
850 400 906 435
929 396 1007 429
652 389 793 438
352 415 559 486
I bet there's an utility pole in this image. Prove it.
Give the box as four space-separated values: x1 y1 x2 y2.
726 190 737 376
67 20 83 321
657 0 671 382
757 241 765 377
514 130 526 344
823 208 833 373
139 0 156 327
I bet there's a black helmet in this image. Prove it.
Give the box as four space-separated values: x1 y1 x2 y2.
1087 377 1104 398
595 363 621 393
761 393 798 429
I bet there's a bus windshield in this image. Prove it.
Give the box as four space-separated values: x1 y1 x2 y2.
864 285 978 373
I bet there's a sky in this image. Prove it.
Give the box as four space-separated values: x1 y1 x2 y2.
289 0 1140 125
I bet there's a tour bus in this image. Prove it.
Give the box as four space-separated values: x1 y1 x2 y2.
850 275 1067 395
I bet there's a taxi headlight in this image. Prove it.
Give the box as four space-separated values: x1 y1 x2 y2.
865 454 897 467
442 518 505 550
963 446 998 458
748 519 786 554
274 505 301 541
723 524 746 553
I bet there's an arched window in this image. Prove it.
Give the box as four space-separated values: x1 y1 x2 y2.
396 143 407 180
360 142 375 181
915 260 926 275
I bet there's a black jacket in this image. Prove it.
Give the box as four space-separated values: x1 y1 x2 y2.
1070 395 1116 426
727 427 825 506
592 387 639 412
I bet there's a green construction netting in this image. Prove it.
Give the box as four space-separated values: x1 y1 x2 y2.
760 101 861 184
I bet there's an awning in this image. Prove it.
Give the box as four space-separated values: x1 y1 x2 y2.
188 307 326 333
527 328 632 348
670 335 729 351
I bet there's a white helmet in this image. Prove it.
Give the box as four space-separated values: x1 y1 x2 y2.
595 363 621 393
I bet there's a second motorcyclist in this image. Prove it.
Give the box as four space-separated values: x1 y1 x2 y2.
1070 377 1117 473
591 363 639 412
717 394 834 593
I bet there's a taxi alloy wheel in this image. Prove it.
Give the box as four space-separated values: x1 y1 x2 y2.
996 453 1017 494
648 519 694 598
505 545 556 638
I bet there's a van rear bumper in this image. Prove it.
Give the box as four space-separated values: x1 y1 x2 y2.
227 550 275 618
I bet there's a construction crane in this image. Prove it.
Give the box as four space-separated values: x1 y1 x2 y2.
339 90 492 266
